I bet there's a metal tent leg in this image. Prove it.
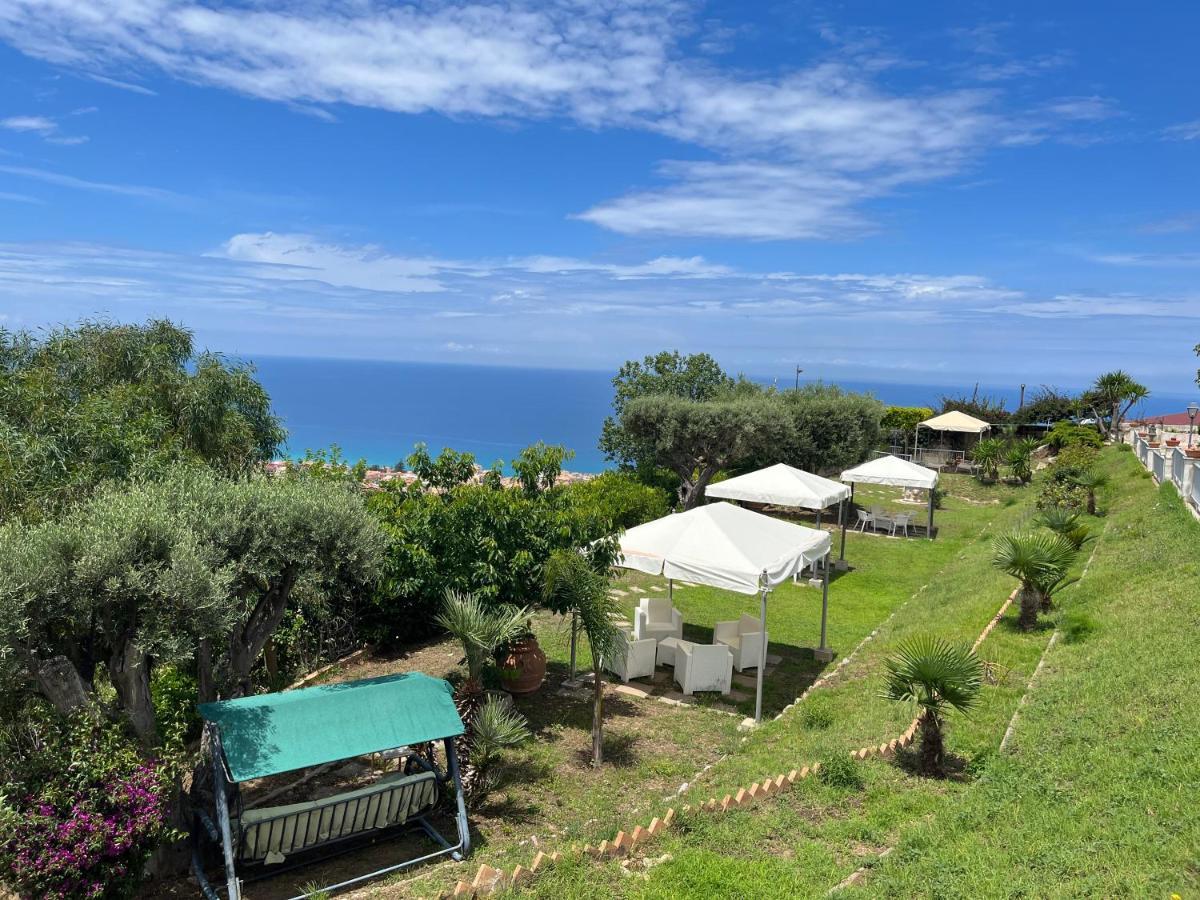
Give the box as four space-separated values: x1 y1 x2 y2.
927 488 936 540
814 558 833 662
755 575 768 724
445 737 471 860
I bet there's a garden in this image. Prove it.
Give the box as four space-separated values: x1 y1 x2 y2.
0 328 1178 900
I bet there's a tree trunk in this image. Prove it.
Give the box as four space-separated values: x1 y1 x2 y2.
677 463 719 510
228 567 297 696
196 638 217 704
918 710 944 777
591 662 604 768
108 638 158 746
1087 490 1097 517
22 651 92 717
1017 585 1040 631
1039 588 1053 613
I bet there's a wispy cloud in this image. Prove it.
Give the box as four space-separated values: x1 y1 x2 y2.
0 190 43 204
1163 119 1200 141
0 1 1067 241
0 164 181 201
1087 251 1200 268
1 112 88 144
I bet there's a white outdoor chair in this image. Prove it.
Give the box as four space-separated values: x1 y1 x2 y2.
713 614 767 673
675 641 734 695
854 508 875 532
604 632 657 683
633 597 683 643
889 513 914 538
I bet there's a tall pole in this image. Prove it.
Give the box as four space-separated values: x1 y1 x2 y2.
1019 383 1026 410
814 557 833 662
927 487 936 540
755 572 768 724
795 365 803 390
837 495 848 567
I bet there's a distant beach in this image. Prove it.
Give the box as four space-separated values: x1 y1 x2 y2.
252 356 1198 473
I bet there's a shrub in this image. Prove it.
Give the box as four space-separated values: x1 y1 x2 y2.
1047 421 1103 451
818 753 864 790
0 708 172 899
149 665 200 751
562 471 670 530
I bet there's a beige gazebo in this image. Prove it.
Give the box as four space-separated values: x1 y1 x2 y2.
917 411 990 469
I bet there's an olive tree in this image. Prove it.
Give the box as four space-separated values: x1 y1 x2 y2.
0 471 386 744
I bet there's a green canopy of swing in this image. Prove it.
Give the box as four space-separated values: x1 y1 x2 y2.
198 671 463 783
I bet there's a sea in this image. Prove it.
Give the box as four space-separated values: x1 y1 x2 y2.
253 356 1199 473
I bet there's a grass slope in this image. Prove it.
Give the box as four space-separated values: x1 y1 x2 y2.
522 449 1191 898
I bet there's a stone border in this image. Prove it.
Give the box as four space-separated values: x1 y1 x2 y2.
286 645 370 690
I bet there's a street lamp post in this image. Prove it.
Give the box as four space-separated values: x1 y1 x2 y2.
1188 403 1199 448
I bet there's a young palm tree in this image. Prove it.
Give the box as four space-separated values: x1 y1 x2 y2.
882 635 983 777
1032 505 1093 551
1071 468 1109 516
992 531 1079 628
467 694 531 800
436 590 530 729
542 549 625 767
1005 443 1034 483
971 438 1003 482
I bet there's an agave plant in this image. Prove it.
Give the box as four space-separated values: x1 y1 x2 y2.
882 635 983 777
1032 505 1093 552
972 438 1004 481
992 531 1079 628
1071 468 1109 516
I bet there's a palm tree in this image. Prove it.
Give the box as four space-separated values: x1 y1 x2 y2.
467 694 531 800
1005 444 1033 483
1087 370 1149 439
992 532 1079 628
542 549 625 767
1033 505 1093 551
972 438 1003 482
1072 468 1109 516
436 590 530 732
882 635 983 777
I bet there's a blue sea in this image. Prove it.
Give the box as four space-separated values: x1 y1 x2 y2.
252 356 1198 473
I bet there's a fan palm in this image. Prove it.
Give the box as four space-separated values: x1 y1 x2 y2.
972 438 1003 481
1005 443 1034 483
436 590 530 727
881 635 983 777
1071 468 1109 516
1032 505 1093 551
466 694 531 800
992 532 1079 628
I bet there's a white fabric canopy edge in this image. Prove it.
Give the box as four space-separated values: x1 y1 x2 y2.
840 454 939 490
703 463 850 510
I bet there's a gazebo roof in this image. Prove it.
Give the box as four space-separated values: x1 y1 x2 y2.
918 410 990 434
703 463 850 510
615 501 831 595
841 454 939 490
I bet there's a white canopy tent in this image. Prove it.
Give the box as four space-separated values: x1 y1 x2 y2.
704 463 852 567
841 455 941 540
918 410 991 434
615 502 832 722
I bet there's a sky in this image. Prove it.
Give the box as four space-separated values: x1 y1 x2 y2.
0 0 1198 397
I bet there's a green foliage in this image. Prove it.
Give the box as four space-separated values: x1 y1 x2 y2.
1038 445 1099 510
1010 388 1082 425
881 406 934 436
800 697 835 730
366 446 617 645
971 438 1004 481
468 694 532 799
816 752 864 790
407 443 481 492
599 350 734 474
620 393 791 508
561 471 669 531
768 383 884 477
1083 370 1149 437
882 636 983 717
284 444 368 485
1047 420 1103 450
436 590 530 686
1032 506 1093 551
512 442 572 495
149 665 200 751
992 530 1079 628
938 388 1009 423
1060 609 1098 644
1005 442 1034 483
0 319 284 522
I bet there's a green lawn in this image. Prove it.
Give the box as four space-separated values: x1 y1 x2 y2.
518 448 1196 898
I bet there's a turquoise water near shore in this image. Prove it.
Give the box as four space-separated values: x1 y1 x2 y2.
253 356 1197 472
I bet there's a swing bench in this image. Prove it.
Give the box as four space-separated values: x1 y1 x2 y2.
193 672 470 900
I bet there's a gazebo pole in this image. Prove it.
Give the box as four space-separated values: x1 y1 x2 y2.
836 496 849 570
668 578 674 602
814 555 833 662
755 571 769 724
814 508 823 574
927 488 936 540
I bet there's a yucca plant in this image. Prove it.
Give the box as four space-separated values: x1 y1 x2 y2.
1005 443 1034 483
542 549 625 767
1071 468 1109 516
992 531 1079 629
882 636 983 777
1032 505 1093 552
972 438 1003 482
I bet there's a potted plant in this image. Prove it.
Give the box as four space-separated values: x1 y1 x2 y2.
1186 446 1200 459
1166 436 1181 447
496 620 547 695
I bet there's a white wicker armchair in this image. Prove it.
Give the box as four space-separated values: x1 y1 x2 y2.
713 613 767 673
674 641 733 695
603 632 657 683
633 597 683 643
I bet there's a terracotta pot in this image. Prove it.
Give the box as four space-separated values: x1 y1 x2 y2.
497 635 546 695
1137 432 1148 438
1186 449 1200 459
1166 438 1180 447
1148 441 1161 448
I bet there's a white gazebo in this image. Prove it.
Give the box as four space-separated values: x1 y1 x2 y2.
615 502 832 722
704 463 852 567
840 455 941 540
917 411 990 469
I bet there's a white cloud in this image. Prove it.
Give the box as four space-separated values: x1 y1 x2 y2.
1087 251 1200 268
0 164 180 200
1163 119 1200 141
0 1 1008 240
1 114 56 134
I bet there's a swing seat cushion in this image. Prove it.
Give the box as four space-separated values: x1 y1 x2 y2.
236 769 438 863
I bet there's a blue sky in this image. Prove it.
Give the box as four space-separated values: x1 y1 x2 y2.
0 1 1198 397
